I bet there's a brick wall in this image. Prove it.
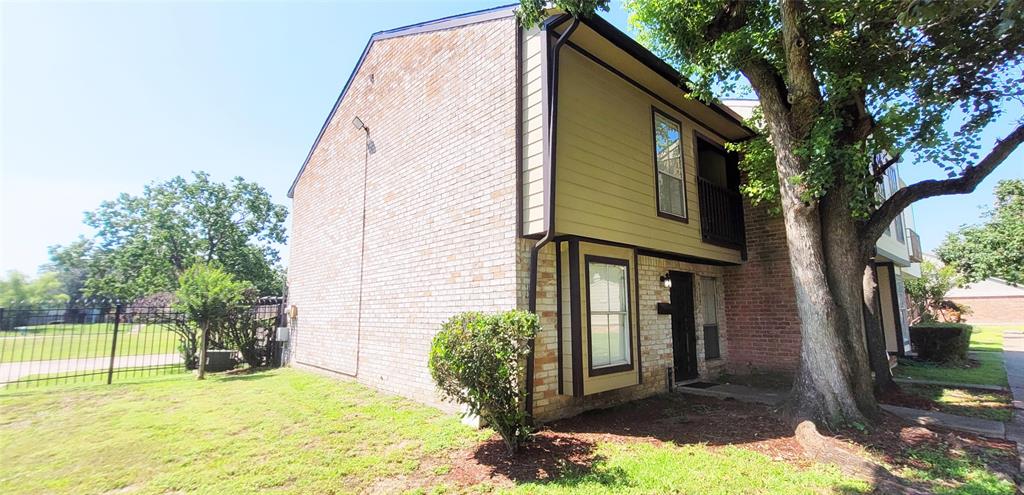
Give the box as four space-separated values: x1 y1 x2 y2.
287 18 519 411
952 297 1024 325
525 239 727 423
723 200 802 373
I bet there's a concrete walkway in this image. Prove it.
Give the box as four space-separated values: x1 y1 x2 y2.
1001 330 1024 469
880 404 1006 438
676 382 786 406
892 377 1008 392
0 353 181 384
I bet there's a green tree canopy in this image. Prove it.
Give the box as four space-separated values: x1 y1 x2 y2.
937 179 1024 285
0 271 69 309
60 172 287 300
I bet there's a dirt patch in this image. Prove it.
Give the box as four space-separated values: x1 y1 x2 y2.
440 393 1018 491
445 394 808 488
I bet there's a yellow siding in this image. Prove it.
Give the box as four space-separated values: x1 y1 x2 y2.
560 242 573 394
554 47 742 263
521 27 545 235
878 266 899 353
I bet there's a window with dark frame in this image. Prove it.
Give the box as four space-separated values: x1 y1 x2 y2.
653 110 686 221
700 276 721 360
587 259 632 370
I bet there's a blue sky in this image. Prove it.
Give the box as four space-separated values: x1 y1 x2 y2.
1 1 1020 275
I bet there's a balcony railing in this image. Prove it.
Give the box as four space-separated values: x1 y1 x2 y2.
907 228 923 262
697 177 745 248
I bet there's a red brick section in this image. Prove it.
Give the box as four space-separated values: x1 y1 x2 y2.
951 297 1024 325
723 200 802 373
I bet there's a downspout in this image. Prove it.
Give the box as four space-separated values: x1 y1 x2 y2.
526 15 579 417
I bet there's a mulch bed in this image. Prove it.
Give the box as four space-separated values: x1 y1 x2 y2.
439 393 1019 490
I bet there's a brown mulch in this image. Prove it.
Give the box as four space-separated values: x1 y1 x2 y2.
877 387 942 412
438 393 1019 491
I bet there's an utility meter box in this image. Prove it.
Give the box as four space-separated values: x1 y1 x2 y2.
275 327 290 342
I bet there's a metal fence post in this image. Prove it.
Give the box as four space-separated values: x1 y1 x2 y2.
0 308 5 331
106 304 123 385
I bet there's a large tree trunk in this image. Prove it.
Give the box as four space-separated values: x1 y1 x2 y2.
773 155 866 425
820 190 879 418
862 263 897 391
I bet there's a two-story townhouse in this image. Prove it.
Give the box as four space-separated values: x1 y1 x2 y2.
284 4 920 422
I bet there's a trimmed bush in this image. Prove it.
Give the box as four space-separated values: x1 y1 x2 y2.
909 323 973 363
428 310 539 455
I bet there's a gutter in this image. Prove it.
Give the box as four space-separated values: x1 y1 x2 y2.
525 14 579 417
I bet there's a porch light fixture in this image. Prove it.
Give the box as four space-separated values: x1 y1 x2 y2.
660 274 672 289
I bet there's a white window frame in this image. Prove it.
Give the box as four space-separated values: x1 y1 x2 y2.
585 256 633 374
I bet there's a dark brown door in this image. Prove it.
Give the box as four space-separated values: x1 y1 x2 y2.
670 271 698 381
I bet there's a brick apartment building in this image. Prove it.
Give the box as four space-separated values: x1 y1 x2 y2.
284 5 922 422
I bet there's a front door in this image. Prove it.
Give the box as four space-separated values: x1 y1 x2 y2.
670 271 698 381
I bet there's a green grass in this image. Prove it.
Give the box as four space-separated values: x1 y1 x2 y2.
0 323 178 363
899 446 1016 495
0 369 873 495
898 384 1013 422
505 442 869 494
0 369 489 495
894 351 1008 387
969 325 1020 353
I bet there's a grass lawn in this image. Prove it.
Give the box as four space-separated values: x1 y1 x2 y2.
0 324 178 363
894 351 1008 387
883 384 1013 422
0 369 879 495
969 325 1019 353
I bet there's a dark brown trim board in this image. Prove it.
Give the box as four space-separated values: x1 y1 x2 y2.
568 239 584 397
633 248 643 384
583 254 636 378
651 106 689 223
514 23 524 239
555 241 564 396
551 234 740 267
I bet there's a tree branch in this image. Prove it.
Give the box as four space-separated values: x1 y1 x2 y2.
872 152 901 181
860 123 1024 250
778 0 823 135
703 0 748 44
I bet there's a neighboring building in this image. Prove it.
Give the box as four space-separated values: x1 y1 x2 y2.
284 5 922 422
946 278 1024 325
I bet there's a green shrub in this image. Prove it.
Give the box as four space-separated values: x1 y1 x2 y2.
909 323 973 363
428 310 539 455
173 264 252 375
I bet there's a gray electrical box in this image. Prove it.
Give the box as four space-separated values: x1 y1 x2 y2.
275 327 290 342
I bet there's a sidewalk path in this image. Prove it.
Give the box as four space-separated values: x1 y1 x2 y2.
0 353 181 384
1001 330 1024 470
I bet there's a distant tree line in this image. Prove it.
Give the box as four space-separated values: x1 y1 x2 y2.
3 172 288 307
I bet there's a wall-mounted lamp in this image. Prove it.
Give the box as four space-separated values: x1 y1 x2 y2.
352 116 367 132
660 274 672 289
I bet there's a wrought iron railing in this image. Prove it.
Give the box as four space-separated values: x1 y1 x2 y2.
907 228 923 262
697 177 745 248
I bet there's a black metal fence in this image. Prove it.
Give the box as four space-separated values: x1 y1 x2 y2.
0 300 283 389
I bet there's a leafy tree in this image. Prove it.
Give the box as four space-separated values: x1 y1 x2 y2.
905 260 963 323
520 0 1024 425
42 238 95 304
75 172 287 299
0 271 69 309
429 310 539 455
937 179 1024 285
174 263 252 379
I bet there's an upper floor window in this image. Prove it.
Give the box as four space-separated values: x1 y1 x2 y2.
653 109 687 221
